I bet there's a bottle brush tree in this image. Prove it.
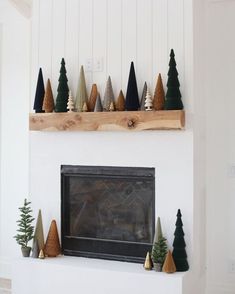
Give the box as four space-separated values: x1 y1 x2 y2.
164 49 184 110
152 237 168 271
14 199 35 256
172 209 189 271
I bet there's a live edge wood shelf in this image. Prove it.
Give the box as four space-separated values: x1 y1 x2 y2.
29 110 185 132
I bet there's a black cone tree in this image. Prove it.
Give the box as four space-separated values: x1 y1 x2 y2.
125 62 140 111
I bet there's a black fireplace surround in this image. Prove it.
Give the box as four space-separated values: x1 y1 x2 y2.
61 165 155 263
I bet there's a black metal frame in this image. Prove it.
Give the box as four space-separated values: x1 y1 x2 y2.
61 165 155 263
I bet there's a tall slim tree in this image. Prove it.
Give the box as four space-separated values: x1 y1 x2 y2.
55 58 69 112
33 68 45 113
103 76 115 111
164 49 184 110
125 62 140 111
172 209 189 271
75 66 88 112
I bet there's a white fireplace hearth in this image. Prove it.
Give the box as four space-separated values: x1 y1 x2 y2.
12 256 187 294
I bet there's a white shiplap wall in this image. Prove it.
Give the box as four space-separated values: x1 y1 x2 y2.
31 0 189 111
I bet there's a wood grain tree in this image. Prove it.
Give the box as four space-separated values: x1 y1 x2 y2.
44 220 61 257
88 84 98 111
153 74 165 110
42 79 54 112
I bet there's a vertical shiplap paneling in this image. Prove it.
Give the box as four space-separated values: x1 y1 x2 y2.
79 0 93 92
122 0 137 95
106 0 122 98
136 0 153 94
167 0 184 100
38 0 53 83
153 0 168 91
65 0 80 96
92 0 107 98
31 0 40 106
51 0 66 96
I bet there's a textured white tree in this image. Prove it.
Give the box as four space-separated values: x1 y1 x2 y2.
145 88 153 111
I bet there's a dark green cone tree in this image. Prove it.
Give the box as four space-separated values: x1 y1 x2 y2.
172 209 189 271
33 68 45 113
55 58 69 112
164 49 183 110
125 62 140 111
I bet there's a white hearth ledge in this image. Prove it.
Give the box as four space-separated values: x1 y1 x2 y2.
12 256 188 294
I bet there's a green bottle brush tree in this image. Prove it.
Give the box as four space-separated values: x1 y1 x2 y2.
14 199 35 257
152 237 168 271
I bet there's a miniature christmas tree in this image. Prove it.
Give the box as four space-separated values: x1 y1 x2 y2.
153 74 165 110
116 90 125 111
172 209 189 271
162 250 176 273
144 252 153 270
152 237 168 271
145 88 153 111
44 220 61 257
75 66 88 112
14 199 35 257
82 101 88 112
109 101 115 111
55 58 69 112
42 79 54 112
67 90 75 112
125 62 140 110
103 76 115 111
33 68 45 113
94 93 103 112
88 84 98 111
33 209 44 252
164 49 183 110
140 82 147 111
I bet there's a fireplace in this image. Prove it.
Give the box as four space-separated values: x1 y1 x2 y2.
61 165 155 263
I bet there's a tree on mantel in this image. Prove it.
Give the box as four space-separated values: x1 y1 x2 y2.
164 49 184 110
55 58 69 112
125 62 140 111
33 68 45 113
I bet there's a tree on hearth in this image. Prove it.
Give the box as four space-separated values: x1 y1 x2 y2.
172 209 189 271
125 62 140 111
44 220 61 257
33 68 45 113
55 58 69 112
164 49 183 110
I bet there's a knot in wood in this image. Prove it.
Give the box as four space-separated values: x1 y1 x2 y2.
127 119 135 128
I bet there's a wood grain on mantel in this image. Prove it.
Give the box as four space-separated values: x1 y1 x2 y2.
29 110 185 131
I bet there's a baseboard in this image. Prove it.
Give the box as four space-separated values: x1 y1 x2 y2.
206 282 235 294
0 258 12 279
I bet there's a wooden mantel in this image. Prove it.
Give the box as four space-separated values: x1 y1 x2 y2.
29 110 185 132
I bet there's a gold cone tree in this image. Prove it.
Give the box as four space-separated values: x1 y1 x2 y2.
75 66 88 112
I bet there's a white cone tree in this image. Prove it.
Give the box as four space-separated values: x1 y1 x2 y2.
145 88 153 111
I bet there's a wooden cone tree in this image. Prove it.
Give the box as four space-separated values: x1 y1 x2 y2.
88 84 98 111
103 76 115 111
55 58 69 112
42 79 54 112
116 90 125 111
140 82 147 111
164 49 183 110
145 88 153 111
33 209 44 252
162 250 176 273
94 93 103 112
44 220 61 257
67 90 75 112
33 68 45 113
172 209 189 271
125 62 140 111
75 66 88 112
153 74 165 110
